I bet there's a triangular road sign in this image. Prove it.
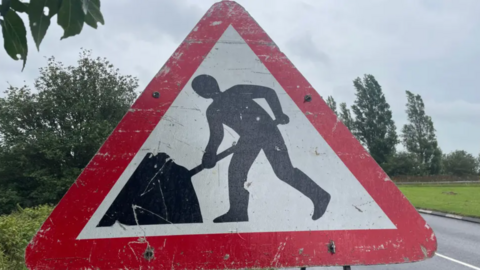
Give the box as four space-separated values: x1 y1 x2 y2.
26 1 437 269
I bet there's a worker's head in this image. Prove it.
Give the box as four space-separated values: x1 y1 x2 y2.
191 74 221 99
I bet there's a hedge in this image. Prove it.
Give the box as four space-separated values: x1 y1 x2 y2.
0 205 54 270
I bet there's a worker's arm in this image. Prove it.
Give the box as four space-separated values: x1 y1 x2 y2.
202 107 224 169
244 85 289 124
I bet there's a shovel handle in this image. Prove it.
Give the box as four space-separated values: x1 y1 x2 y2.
188 145 237 176
188 118 285 177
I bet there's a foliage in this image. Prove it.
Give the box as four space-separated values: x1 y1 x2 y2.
338 102 354 132
383 151 422 177
0 49 138 215
0 0 104 70
325 95 337 115
401 91 442 174
478 153 480 174
442 150 479 177
351 74 398 166
0 204 54 270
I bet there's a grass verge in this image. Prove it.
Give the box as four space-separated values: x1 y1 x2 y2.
398 183 480 218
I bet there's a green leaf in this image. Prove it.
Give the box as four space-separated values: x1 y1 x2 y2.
0 0 11 16
0 9 28 70
28 0 52 50
45 0 61 18
57 0 84 40
11 0 28 13
82 0 103 29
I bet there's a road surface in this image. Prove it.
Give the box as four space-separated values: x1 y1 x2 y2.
285 214 480 270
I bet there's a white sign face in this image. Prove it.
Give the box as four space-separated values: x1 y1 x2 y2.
78 25 395 240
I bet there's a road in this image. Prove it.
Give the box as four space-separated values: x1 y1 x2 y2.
285 214 480 270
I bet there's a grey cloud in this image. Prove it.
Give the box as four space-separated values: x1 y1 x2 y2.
101 0 203 43
428 100 480 124
286 33 330 66
0 0 478 155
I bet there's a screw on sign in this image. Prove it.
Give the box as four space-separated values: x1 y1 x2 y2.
25 1 437 269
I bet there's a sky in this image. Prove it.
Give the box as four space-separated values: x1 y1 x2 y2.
0 0 479 156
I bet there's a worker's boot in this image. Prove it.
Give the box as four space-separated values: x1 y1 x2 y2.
284 168 331 220
213 188 249 223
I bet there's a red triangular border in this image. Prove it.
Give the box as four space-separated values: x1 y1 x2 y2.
26 1 436 269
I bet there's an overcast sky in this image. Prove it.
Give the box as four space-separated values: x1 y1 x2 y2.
1 0 479 156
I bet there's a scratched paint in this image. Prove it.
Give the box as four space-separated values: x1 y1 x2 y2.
25 1 437 269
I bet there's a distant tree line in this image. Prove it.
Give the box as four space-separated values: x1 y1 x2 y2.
0 50 479 215
325 74 480 178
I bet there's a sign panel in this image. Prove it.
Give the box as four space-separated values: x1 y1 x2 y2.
26 1 437 269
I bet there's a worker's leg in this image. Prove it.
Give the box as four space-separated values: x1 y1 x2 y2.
263 131 331 220
213 139 261 223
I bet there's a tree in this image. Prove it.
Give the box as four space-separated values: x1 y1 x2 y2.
326 95 337 115
0 49 138 214
382 151 422 177
442 150 479 176
351 74 398 166
401 91 442 174
478 153 480 174
339 102 354 132
0 0 104 70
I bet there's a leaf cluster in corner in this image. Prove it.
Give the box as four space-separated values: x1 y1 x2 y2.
0 0 105 70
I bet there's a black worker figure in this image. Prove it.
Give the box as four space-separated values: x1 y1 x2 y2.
192 74 331 223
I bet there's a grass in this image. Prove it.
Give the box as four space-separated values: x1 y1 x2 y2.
398 183 480 218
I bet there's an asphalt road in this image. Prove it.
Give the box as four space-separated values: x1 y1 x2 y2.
284 214 480 270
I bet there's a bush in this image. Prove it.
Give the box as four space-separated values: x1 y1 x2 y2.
383 151 423 177
442 150 479 176
0 205 53 270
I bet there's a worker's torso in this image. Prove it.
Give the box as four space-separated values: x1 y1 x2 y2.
208 90 274 136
